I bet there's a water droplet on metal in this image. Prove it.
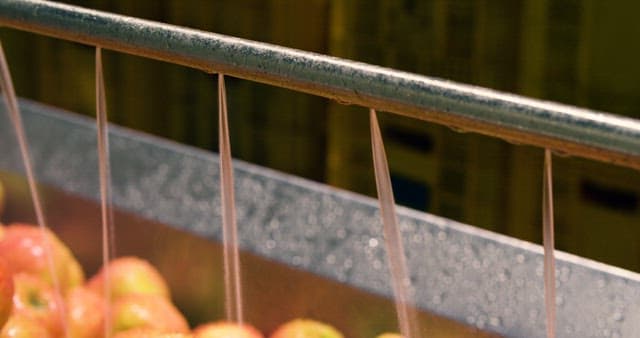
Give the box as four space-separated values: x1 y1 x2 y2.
432 293 443 305
498 269 510 282
437 231 447 241
611 312 624 322
489 316 501 328
556 295 564 307
265 240 276 249
552 149 571 158
326 254 336 264
335 98 352 106
448 125 468 134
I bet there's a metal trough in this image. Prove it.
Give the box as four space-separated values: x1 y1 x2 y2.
1 100 639 338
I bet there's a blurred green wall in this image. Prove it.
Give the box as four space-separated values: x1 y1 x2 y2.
2 0 640 272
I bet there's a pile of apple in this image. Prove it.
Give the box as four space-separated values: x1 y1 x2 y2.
0 222 349 338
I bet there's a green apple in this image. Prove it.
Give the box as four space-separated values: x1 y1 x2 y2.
0 258 13 329
88 256 169 301
0 314 52 338
66 286 105 338
110 294 189 335
193 321 263 338
11 273 64 337
270 319 343 338
376 333 403 338
0 223 84 294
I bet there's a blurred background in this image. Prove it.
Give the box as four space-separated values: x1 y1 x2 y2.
2 0 640 272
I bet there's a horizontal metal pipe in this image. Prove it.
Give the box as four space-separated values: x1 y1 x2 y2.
2 0 640 169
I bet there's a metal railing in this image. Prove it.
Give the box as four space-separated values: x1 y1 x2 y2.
2 0 640 170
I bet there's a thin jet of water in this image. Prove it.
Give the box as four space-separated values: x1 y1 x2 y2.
218 74 244 324
95 46 114 337
542 149 556 338
370 108 419 338
0 40 70 338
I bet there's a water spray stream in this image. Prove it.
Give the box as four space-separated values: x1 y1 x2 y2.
218 74 244 324
370 108 419 338
0 40 70 338
543 149 556 338
95 46 114 337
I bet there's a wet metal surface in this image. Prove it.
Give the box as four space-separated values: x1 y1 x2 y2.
2 0 640 168
1 171 497 338
2 100 640 337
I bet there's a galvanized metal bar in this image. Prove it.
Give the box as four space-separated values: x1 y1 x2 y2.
1 0 640 169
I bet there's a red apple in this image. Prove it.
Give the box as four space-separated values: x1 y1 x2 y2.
270 319 343 338
0 223 7 245
0 314 52 338
88 256 170 301
11 273 65 337
110 294 189 335
113 327 193 338
66 286 105 338
193 321 263 338
0 223 84 294
0 258 14 329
